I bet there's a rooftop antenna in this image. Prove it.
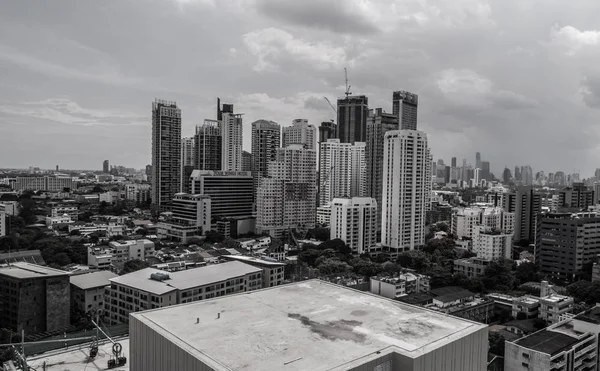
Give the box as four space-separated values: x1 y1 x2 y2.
344 67 352 97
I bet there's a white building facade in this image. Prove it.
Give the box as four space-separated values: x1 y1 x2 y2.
472 226 513 260
319 139 366 206
330 197 377 254
282 119 316 150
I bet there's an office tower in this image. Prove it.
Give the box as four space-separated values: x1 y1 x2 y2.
381 130 431 254
319 139 366 206
451 157 457 168
365 108 398 226
282 119 316 150
548 172 555 185
145 164 152 178
241 151 252 172
475 152 481 169
503 186 541 243
181 137 195 192
103 160 109 173
330 197 378 255
189 170 254 219
522 165 533 186
594 183 600 205
558 182 594 210
194 120 222 171
0 263 70 334
251 120 281 194
55 165 59 172
337 95 369 143
538 212 600 281
318 121 337 144
219 102 243 171
256 144 317 238
481 161 490 181
474 168 482 186
514 166 521 181
502 168 512 184
157 193 212 243
151 99 181 211
392 90 418 130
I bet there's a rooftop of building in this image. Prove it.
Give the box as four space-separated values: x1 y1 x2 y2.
70 270 118 290
515 295 540 305
110 261 262 295
430 286 474 303
371 273 427 284
131 280 487 371
0 249 46 266
574 305 600 324
514 329 580 355
0 262 68 279
540 293 572 303
108 239 153 247
222 254 286 267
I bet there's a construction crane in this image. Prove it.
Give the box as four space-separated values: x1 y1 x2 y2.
323 97 336 113
344 67 352 97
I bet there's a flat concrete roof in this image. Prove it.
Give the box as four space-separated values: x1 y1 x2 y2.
0 262 68 279
132 280 487 371
223 254 286 267
110 261 262 295
70 271 118 290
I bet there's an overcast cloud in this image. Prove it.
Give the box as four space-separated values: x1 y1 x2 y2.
1 0 600 176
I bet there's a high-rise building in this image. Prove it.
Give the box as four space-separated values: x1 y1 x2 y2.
452 207 515 239
503 186 541 243
392 91 418 130
366 108 398 226
474 168 482 186
251 120 281 194
219 102 243 171
558 182 594 210
319 139 366 206
472 226 513 261
194 119 222 171
103 160 109 173
157 193 212 243
502 168 512 184
514 166 522 181
241 151 252 172
189 170 254 220
382 130 431 255
522 165 533 186
145 164 152 177
481 161 490 181
475 152 481 169
151 99 181 211
282 119 316 150
451 157 457 168
318 121 337 144
181 137 195 192
256 144 317 238
337 95 369 143
330 197 378 255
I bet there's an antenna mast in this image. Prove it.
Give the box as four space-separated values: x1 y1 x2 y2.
344 67 351 97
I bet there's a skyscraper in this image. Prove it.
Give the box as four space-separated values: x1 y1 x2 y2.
219 101 243 171
103 160 109 173
392 91 418 130
151 99 181 211
366 108 398 227
514 166 521 181
337 95 369 143
194 120 222 171
451 157 457 168
481 161 490 181
522 165 533 186
282 119 316 150
381 130 431 254
503 186 541 243
251 120 281 194
318 121 337 144
181 137 195 192
256 144 317 238
330 197 378 255
319 139 366 206
475 152 481 169
241 151 252 172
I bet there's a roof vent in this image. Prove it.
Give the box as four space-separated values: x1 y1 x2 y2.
150 272 170 281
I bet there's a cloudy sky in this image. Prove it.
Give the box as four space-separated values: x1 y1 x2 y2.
1 0 600 176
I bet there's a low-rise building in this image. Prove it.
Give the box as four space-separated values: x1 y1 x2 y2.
70 270 118 320
221 254 286 288
539 294 574 325
51 205 78 220
316 205 331 225
505 306 600 371
108 239 155 263
104 261 263 324
512 295 540 319
45 215 74 228
87 246 113 270
370 273 430 299
157 193 211 243
454 257 492 278
236 236 271 251
0 201 18 216
69 222 109 236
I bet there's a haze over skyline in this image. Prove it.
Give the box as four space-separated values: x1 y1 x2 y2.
1 0 600 176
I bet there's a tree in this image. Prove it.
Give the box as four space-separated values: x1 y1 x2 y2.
121 259 150 274
306 227 330 241
482 259 515 291
18 198 37 225
205 230 225 244
532 318 548 330
352 260 384 278
317 258 352 275
515 262 541 284
298 249 322 267
567 280 593 303
516 312 527 320
53 252 71 267
489 333 506 356
318 239 350 255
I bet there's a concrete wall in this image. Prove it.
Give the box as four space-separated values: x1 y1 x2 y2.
17 278 46 334
46 276 70 331
504 342 550 371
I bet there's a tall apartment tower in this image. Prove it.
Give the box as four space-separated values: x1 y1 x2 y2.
282 119 316 150
318 121 337 144
381 130 431 255
151 99 181 211
392 91 418 130
242 151 252 172
475 152 481 169
337 95 369 143
256 144 317 238
251 120 281 194
194 120 222 171
366 108 398 227
219 101 243 171
181 137 195 192
330 197 378 255
503 186 541 243
319 139 366 206
103 160 109 173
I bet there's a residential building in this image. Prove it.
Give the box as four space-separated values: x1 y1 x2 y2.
392 90 418 130
221 255 286 288
14 176 73 191
505 306 600 371
50 205 78 220
45 215 74 228
381 130 431 255
181 137 195 191
366 108 398 228
454 257 492 278
241 150 252 172
337 95 369 144
318 121 336 144
282 118 316 149
319 139 366 206
189 170 253 220
316 205 331 225
0 201 18 216
124 183 151 204
539 212 600 281
70 271 118 319
151 99 181 211
472 226 513 260
103 160 109 173
87 246 113 270
108 239 156 263
157 193 211 243
503 186 541 242
129 280 488 371
558 182 594 210
0 207 5 237
104 261 263 324
219 101 243 171
251 119 281 195
0 263 70 334
194 119 222 171
330 197 377 254
370 273 430 298
593 262 600 282
256 144 317 239
539 294 574 324
522 165 533 186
